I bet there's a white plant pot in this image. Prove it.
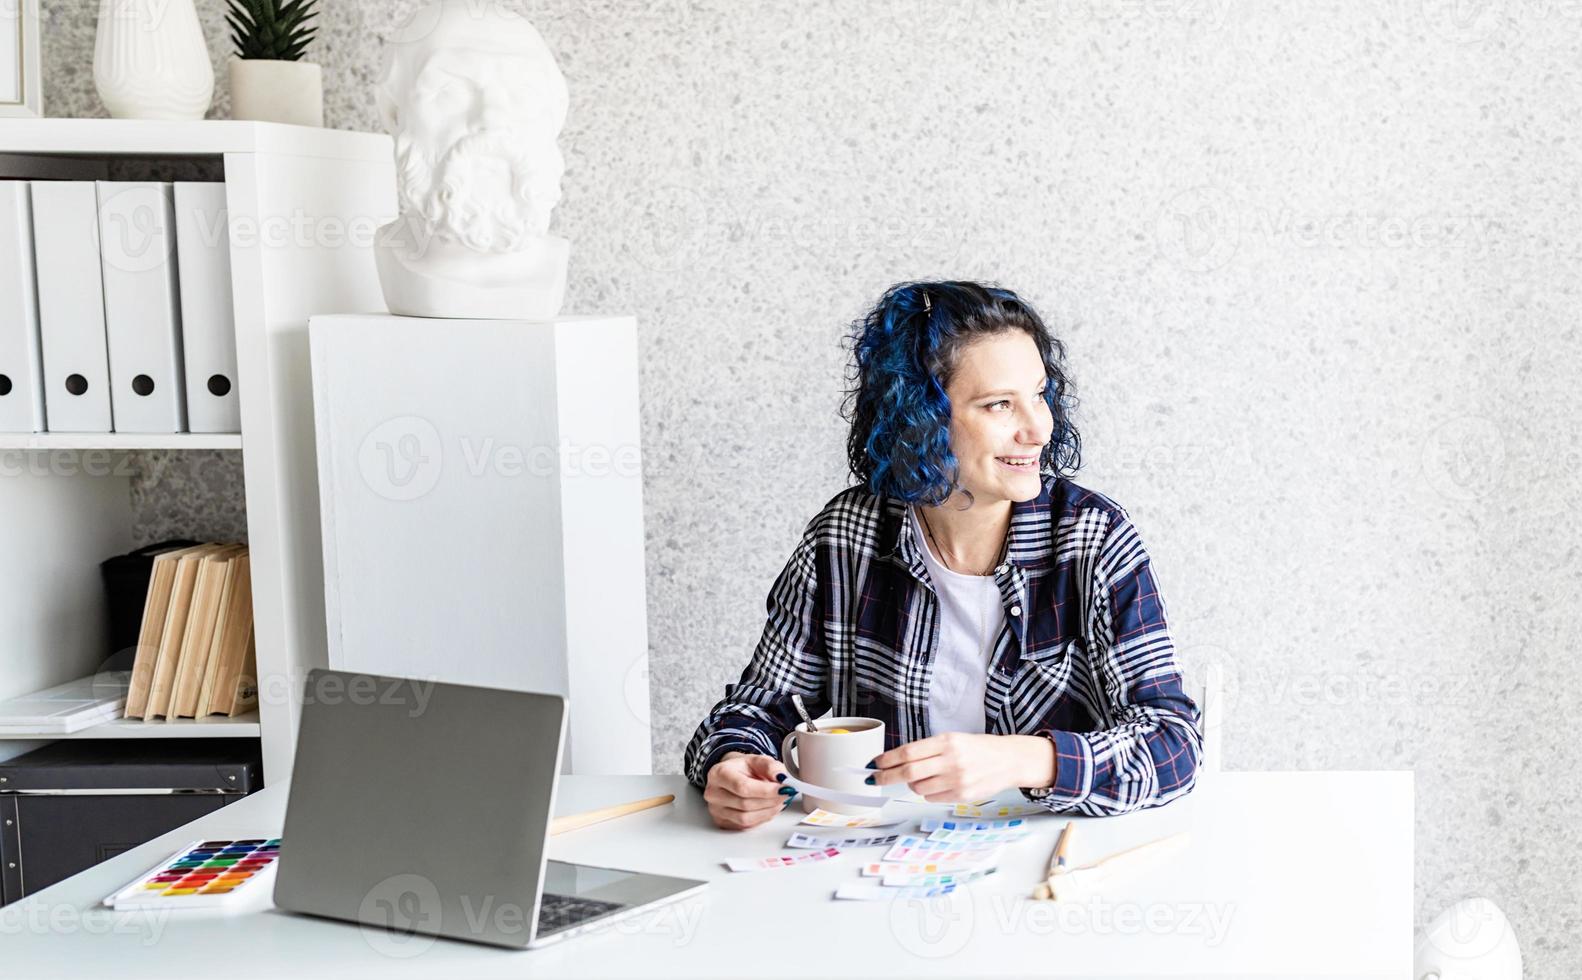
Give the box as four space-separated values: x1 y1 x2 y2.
93 0 215 120
229 59 324 127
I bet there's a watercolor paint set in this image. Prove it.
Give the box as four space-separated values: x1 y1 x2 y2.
102 838 280 910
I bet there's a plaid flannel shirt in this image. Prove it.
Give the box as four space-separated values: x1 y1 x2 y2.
682 475 1201 816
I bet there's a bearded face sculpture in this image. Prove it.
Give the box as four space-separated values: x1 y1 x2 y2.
373 0 570 320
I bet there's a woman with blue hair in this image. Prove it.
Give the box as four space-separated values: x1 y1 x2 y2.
684 281 1202 830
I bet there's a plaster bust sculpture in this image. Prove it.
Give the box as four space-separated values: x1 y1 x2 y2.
373 0 570 320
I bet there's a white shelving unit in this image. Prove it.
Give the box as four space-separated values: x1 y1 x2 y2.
0 433 243 450
0 119 396 782
2 713 261 741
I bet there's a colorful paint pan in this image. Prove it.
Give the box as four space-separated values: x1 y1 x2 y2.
102 837 283 911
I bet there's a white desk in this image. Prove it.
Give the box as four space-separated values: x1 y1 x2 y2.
0 771 1411 978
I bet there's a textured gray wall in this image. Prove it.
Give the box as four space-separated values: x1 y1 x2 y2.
38 0 1581 970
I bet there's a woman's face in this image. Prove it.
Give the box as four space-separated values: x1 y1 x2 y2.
943 330 1054 505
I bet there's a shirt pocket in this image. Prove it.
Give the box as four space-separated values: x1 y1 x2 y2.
1004 637 1083 728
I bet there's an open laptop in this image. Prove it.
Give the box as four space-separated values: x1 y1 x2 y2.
273 668 706 949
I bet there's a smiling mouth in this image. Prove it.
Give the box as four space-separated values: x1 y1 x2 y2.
996 456 1038 469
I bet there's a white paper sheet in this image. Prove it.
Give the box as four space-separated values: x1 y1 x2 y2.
779 773 901 810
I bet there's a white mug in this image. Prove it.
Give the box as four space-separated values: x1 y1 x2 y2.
780 717 887 814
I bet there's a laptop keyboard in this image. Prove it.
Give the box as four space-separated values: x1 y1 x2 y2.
538 893 624 933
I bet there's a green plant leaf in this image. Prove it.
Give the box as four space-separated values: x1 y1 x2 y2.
224 0 320 60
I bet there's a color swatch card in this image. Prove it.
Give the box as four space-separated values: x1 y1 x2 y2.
103 838 279 910
800 808 907 829
835 881 958 901
950 801 1048 818
725 846 841 872
919 817 1029 833
862 861 984 878
925 826 1030 845
882 836 1002 864
786 831 900 849
882 867 997 888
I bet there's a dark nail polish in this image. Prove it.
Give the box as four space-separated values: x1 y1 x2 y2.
775 773 787 783
865 760 878 770
778 786 796 796
864 775 876 785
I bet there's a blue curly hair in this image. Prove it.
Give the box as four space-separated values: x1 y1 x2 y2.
841 280 1082 505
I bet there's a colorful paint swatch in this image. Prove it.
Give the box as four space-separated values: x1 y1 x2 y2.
861 861 982 877
919 817 1029 833
924 827 1031 845
103 838 282 910
950 801 1047 818
799 808 908 829
785 831 900 849
881 866 997 888
834 881 959 901
725 846 842 872
882 836 1003 865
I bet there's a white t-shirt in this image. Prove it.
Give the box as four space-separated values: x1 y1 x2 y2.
910 505 1007 735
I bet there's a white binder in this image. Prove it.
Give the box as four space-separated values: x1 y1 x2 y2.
31 181 112 432
98 181 187 433
0 181 45 432
173 182 239 433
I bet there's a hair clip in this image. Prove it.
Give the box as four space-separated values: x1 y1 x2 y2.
922 291 932 314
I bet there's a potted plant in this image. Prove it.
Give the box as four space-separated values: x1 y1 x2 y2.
226 0 322 127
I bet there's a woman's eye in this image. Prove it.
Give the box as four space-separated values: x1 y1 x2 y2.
987 389 1046 411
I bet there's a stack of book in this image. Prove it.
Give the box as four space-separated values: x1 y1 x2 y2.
125 544 257 721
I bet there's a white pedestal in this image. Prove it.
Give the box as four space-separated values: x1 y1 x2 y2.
309 313 652 774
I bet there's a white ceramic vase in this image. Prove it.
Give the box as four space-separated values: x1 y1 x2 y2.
93 0 214 120
229 59 324 127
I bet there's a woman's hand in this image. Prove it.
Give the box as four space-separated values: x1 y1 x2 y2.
867 732 1055 803
703 751 796 830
